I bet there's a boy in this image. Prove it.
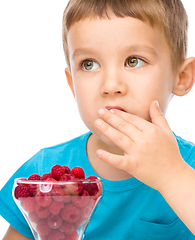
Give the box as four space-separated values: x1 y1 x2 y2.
1 0 195 239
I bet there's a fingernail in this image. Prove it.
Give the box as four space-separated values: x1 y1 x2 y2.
155 100 159 108
98 108 105 116
96 149 103 157
95 119 102 126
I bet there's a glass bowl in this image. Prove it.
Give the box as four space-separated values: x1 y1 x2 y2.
13 177 102 240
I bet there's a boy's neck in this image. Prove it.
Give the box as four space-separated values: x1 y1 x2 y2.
87 133 132 181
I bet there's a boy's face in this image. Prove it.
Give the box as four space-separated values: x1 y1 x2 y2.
66 16 177 142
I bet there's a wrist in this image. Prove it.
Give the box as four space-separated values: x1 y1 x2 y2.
157 160 195 234
158 157 189 195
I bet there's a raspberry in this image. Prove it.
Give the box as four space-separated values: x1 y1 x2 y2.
61 203 81 223
60 222 75 234
71 167 85 179
47 215 63 229
14 185 30 199
22 197 36 212
28 174 41 181
84 176 99 196
35 193 52 207
48 201 64 215
41 172 52 180
59 173 72 181
72 189 89 208
66 232 79 240
86 175 98 181
28 184 38 197
36 205 50 218
37 219 52 236
63 166 71 174
51 165 65 180
48 230 65 240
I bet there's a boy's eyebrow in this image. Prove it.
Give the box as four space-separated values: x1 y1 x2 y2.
72 48 97 60
124 45 158 57
72 45 158 60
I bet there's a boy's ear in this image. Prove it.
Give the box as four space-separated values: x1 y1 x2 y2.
173 57 195 96
65 67 75 98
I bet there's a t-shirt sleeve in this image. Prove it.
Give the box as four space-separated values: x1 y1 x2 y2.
0 150 43 239
187 150 195 169
175 134 195 169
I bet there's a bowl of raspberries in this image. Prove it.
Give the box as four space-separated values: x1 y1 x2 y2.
13 165 103 240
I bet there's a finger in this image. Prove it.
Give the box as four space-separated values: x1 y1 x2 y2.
97 108 142 142
94 117 134 152
150 101 171 133
110 108 151 131
96 149 131 172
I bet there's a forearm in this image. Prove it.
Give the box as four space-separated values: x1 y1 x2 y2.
159 162 195 235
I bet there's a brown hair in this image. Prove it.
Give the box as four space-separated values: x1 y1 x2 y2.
62 0 188 70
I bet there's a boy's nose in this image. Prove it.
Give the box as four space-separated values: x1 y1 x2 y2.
100 71 127 96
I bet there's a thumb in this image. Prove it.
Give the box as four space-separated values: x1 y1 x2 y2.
150 100 170 132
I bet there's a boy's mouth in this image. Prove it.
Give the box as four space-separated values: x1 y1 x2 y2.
105 106 126 112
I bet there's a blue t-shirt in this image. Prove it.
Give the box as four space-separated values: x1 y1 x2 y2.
1 132 195 239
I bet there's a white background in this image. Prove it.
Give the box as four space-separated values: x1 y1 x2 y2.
0 0 195 238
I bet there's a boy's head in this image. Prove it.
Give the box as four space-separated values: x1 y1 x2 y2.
62 0 188 71
61 0 195 145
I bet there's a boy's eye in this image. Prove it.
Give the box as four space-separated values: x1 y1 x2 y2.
125 57 145 68
82 60 100 71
